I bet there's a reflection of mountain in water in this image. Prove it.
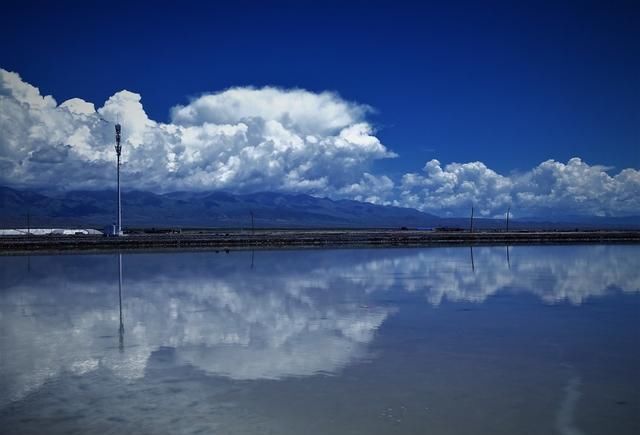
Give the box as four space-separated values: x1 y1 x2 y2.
0 245 638 405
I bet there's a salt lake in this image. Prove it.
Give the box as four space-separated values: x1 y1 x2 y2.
1 245 638 434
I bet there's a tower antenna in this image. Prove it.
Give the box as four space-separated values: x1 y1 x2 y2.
115 121 123 236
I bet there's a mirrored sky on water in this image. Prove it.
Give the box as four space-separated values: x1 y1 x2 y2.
1 245 639 434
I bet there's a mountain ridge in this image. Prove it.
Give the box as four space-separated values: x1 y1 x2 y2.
1 186 637 230
0 186 442 229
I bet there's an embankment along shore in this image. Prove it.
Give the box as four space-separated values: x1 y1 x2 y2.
1 230 639 254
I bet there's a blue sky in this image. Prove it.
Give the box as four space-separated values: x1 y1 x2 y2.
1 0 639 217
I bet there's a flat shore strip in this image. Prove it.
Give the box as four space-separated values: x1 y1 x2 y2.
1 230 639 254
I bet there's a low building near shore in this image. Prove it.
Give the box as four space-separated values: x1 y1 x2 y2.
0 228 102 236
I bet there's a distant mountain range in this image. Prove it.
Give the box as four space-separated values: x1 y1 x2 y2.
0 186 441 229
0 186 637 230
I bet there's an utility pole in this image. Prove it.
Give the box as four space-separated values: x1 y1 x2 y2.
506 206 510 232
250 211 255 235
26 207 30 236
115 123 123 236
469 205 474 233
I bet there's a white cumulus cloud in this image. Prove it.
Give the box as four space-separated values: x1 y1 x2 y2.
399 158 640 217
0 68 395 194
1 67 638 217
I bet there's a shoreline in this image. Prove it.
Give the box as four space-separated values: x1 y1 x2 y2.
1 230 638 255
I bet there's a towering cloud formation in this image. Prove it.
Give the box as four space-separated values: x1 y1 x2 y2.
0 69 394 194
1 68 638 217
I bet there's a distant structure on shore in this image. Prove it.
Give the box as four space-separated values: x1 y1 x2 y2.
0 228 102 236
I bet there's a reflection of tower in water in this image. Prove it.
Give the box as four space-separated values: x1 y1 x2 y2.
118 253 124 352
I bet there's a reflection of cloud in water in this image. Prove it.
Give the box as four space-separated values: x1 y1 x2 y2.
0 245 638 404
338 245 639 305
0 252 391 404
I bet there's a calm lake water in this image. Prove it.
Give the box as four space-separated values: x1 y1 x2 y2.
1 245 638 434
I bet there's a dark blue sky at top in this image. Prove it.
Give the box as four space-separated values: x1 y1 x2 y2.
1 0 638 178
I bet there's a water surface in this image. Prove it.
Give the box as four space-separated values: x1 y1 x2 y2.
1 245 638 434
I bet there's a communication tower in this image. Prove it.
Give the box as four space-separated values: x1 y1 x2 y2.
115 123 123 236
